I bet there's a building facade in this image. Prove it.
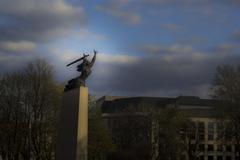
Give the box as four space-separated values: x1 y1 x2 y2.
98 96 238 160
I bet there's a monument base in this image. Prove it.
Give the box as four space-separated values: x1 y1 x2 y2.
56 86 88 160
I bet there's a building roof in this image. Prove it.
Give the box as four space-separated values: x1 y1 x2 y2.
175 96 218 106
98 95 219 117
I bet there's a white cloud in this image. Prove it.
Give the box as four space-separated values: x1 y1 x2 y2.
97 53 139 64
95 2 141 24
50 48 139 65
217 43 239 51
0 0 84 18
75 29 107 40
0 41 36 52
140 44 193 55
49 48 79 63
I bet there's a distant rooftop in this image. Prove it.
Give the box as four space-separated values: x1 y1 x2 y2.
98 95 219 117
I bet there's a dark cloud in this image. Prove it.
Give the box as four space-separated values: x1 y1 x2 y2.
88 47 240 98
95 0 141 24
0 0 86 42
95 0 240 25
0 0 86 74
139 0 240 6
0 52 37 74
1 0 239 99
231 31 240 42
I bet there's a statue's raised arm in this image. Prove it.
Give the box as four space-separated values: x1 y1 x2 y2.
90 50 97 67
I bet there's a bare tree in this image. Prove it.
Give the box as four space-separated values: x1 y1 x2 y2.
0 59 62 160
103 104 152 160
151 108 188 160
213 64 240 159
0 73 27 160
88 96 116 160
180 121 203 160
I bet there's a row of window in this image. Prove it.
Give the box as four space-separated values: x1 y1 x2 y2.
198 155 234 160
202 144 232 152
189 121 232 141
197 144 233 152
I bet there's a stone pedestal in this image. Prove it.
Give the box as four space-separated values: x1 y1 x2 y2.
56 86 88 160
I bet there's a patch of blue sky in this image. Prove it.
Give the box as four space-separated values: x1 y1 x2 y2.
0 14 18 28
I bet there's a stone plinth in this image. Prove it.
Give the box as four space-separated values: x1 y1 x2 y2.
56 86 88 160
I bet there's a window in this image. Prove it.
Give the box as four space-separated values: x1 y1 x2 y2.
217 122 223 139
180 155 186 160
226 145 232 152
208 134 214 140
236 156 240 160
198 122 205 131
208 122 214 140
199 156 204 160
217 156 222 160
217 145 223 151
190 122 196 140
208 122 214 129
226 156 232 160
198 122 205 141
208 156 213 160
199 134 205 140
235 144 240 152
225 130 232 141
199 144 205 152
217 122 223 129
208 145 214 151
190 144 196 152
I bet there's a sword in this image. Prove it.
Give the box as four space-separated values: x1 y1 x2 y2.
66 54 89 67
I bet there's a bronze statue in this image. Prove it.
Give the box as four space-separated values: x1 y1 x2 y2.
65 50 97 91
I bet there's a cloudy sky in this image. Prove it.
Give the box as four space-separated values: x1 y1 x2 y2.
0 0 240 98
